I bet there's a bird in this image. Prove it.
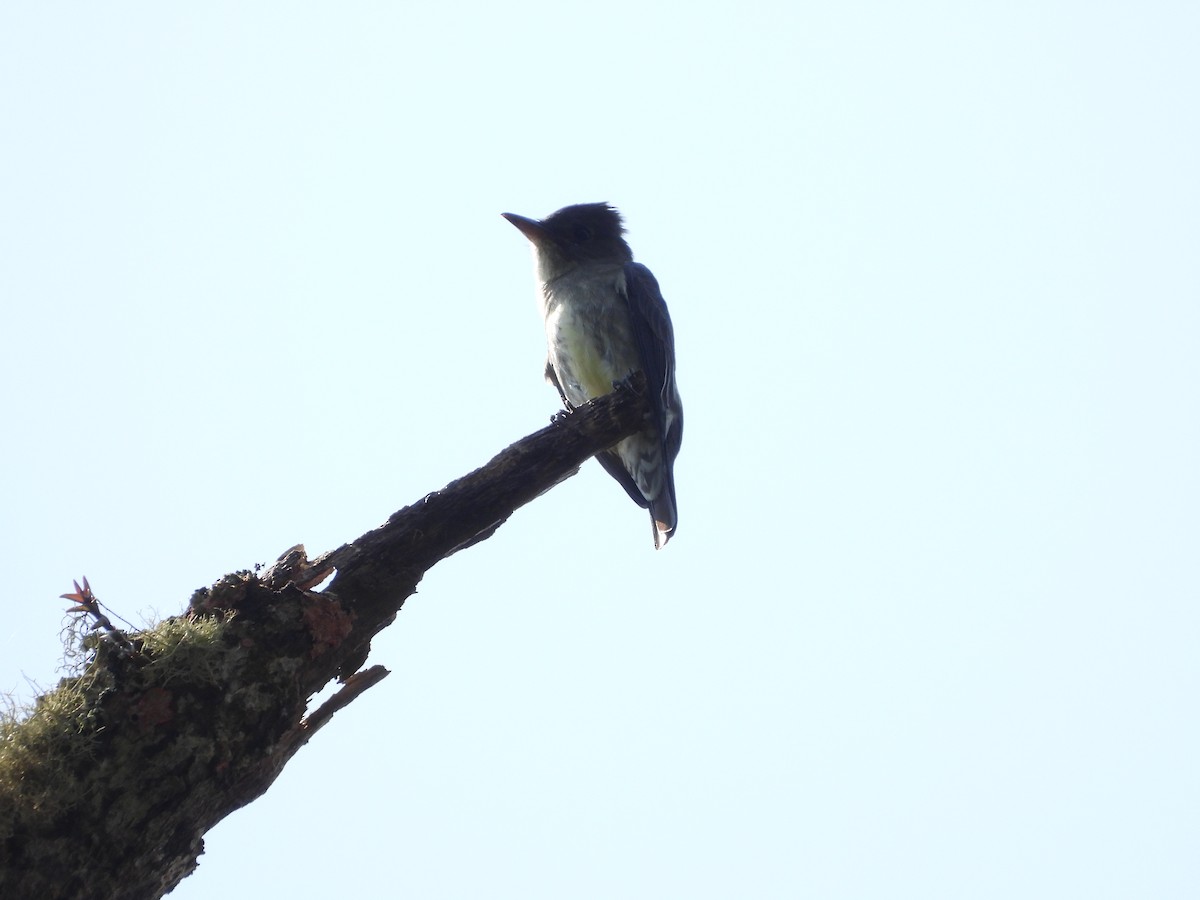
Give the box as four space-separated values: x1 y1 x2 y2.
502 203 683 549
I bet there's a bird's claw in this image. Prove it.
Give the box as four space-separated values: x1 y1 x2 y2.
613 370 648 396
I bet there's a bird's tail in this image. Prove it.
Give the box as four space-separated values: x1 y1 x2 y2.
649 484 677 550
598 436 678 549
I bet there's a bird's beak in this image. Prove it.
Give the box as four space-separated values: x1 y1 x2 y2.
502 212 550 247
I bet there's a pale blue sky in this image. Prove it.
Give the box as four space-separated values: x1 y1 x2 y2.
2 3 1198 898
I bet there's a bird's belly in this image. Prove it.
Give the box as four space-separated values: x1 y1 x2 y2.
546 304 636 405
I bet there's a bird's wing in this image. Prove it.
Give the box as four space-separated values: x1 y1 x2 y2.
590 262 683 515
595 448 651 508
621 262 682 459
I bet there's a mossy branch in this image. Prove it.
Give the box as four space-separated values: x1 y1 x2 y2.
0 376 648 900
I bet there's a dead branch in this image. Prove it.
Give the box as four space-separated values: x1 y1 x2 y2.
0 376 647 900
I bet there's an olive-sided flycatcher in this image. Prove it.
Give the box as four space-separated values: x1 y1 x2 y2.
503 203 683 549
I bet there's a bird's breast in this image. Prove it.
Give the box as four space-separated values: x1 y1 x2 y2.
542 269 638 405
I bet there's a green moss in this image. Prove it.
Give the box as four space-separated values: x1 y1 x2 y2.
0 672 101 827
0 611 236 834
139 611 235 685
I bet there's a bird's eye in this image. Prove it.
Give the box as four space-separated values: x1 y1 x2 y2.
572 225 593 242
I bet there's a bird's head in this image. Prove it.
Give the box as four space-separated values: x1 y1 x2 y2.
503 203 633 282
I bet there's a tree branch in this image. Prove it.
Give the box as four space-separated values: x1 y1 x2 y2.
0 376 648 900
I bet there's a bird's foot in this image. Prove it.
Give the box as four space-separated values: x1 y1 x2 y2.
613 371 647 397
